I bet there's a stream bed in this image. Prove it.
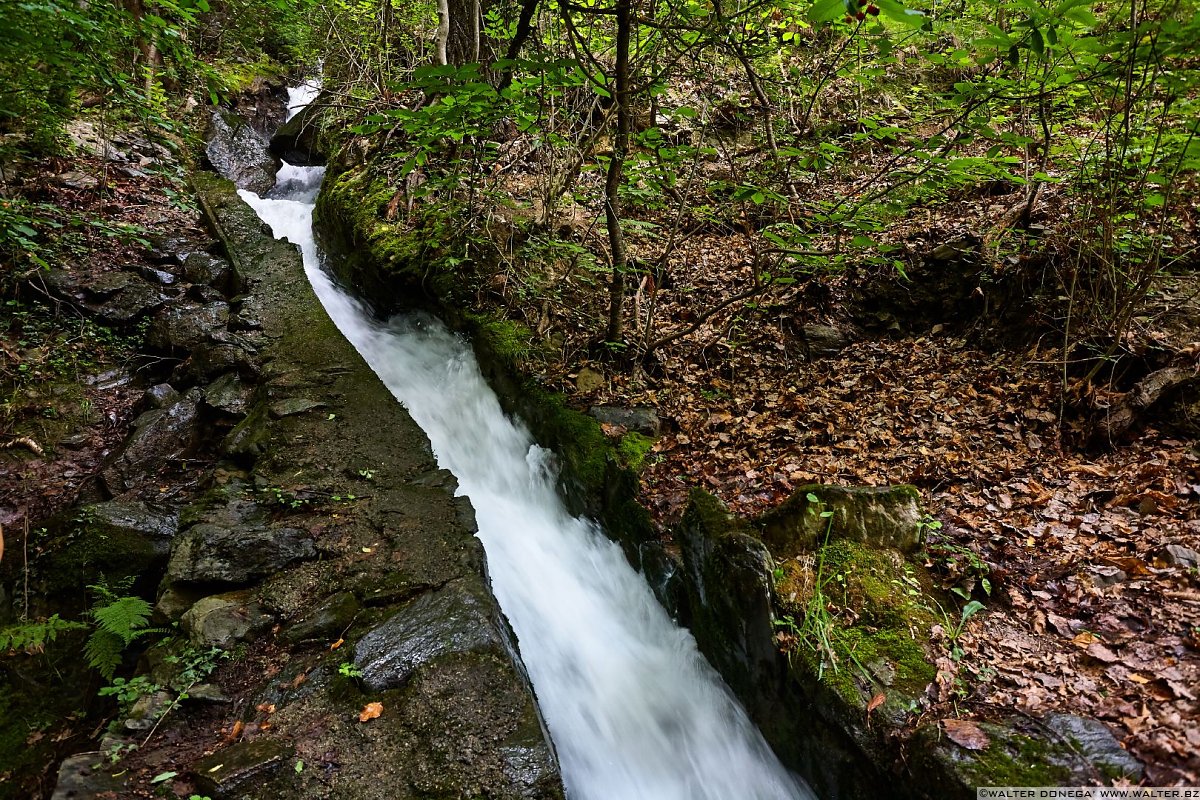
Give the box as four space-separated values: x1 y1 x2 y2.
237 83 811 800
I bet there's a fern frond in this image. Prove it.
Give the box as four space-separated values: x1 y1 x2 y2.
0 615 87 655
85 629 124 680
91 596 153 646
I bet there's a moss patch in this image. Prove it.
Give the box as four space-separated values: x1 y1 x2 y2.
775 538 938 702
314 164 469 310
616 432 654 472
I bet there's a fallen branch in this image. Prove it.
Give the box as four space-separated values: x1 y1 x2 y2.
1094 366 1200 443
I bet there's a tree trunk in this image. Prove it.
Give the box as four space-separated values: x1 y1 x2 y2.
604 0 632 344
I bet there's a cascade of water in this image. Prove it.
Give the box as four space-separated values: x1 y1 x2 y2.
237 82 812 800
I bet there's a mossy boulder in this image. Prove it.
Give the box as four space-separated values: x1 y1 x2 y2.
758 483 925 556
313 163 469 314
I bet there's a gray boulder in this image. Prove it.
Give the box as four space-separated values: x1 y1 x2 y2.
102 390 203 494
758 484 925 556
193 738 294 798
589 406 661 437
51 753 124 800
204 109 280 194
203 372 255 417
181 590 273 649
1044 713 1143 781
801 324 850 357
146 300 229 352
182 251 239 296
354 580 506 692
167 523 316 585
269 93 329 166
44 268 164 325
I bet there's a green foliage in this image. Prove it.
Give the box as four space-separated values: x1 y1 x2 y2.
84 585 161 680
616 432 655 471
0 615 87 655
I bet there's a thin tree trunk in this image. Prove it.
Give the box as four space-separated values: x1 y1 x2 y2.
604 0 632 343
436 0 450 65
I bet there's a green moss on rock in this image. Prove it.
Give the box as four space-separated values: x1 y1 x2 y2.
616 432 654 472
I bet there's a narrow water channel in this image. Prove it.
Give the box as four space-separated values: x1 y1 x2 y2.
238 83 811 800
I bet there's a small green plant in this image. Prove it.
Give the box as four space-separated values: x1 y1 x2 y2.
261 485 309 510
939 599 987 661
0 614 87 655
85 585 164 680
774 493 842 679
357 468 375 480
338 661 363 679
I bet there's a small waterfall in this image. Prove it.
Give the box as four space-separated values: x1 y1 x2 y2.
238 82 812 800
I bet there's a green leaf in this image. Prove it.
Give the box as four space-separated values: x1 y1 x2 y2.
151 772 178 784
876 0 927 28
961 600 986 622
809 0 845 24
1029 27 1045 56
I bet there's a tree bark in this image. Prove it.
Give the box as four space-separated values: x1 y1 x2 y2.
604 0 632 344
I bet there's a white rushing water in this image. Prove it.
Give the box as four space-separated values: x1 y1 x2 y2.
237 83 811 800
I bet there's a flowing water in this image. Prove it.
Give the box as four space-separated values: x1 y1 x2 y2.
237 82 812 800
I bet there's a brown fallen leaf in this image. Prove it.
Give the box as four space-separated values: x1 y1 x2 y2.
359 702 383 722
1086 643 1120 664
256 703 276 714
225 720 245 743
943 718 991 751
866 692 886 727
331 638 344 651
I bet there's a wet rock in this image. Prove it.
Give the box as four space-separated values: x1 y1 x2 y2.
102 390 203 494
44 268 164 324
269 92 329 166
167 522 316 586
84 500 179 557
144 382 180 409
758 483 925 556
269 397 325 418
677 491 778 707
193 738 294 798
204 109 280 194
353 580 506 692
182 251 239 296
178 336 262 384
1163 543 1200 568
284 590 360 644
123 689 174 732
181 590 273 649
222 404 270 460
232 75 289 134
575 366 604 393
801 323 849 357
147 300 230 352
204 372 254 417
133 264 178 286
56 171 99 190
589 405 661 437
51 752 125 800
145 233 211 265
1044 713 1144 780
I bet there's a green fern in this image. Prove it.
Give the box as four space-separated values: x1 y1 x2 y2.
84 588 163 680
0 615 87 655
